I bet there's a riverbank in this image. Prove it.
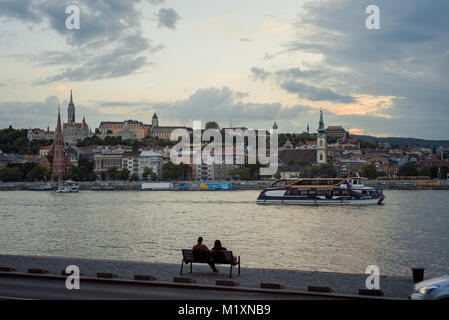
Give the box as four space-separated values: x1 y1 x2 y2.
1 180 448 191
0 254 414 298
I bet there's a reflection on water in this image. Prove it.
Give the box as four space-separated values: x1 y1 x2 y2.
0 190 448 277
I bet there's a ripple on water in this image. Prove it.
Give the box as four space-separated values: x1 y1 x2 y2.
0 190 448 277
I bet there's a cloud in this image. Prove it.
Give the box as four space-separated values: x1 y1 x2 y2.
240 38 253 43
250 67 271 81
0 0 41 23
251 66 354 103
281 80 356 103
279 0 449 138
151 86 312 128
251 66 322 81
155 8 181 29
0 96 60 129
1 0 167 83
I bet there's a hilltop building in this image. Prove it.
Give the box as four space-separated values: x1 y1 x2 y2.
150 113 191 139
99 120 147 140
27 127 55 141
326 126 346 138
63 90 92 145
98 113 190 140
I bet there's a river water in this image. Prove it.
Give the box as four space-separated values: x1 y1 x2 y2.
0 190 448 277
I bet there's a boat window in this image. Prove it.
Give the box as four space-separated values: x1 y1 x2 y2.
271 180 287 188
286 188 301 196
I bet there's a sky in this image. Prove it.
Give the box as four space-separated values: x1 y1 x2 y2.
0 0 448 139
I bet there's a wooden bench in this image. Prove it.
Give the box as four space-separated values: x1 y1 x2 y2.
180 249 240 278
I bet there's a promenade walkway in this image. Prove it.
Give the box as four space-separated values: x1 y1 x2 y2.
0 254 413 298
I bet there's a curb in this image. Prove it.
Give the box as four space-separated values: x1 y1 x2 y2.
0 271 405 300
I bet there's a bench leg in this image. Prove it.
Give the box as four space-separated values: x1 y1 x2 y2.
238 256 240 276
180 260 193 276
229 264 233 278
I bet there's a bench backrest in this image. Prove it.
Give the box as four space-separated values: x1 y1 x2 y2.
211 250 233 264
182 249 233 264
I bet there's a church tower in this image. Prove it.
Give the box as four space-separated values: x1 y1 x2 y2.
152 113 159 128
316 110 327 164
52 108 68 181
68 90 75 123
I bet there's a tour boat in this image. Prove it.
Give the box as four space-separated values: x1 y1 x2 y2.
257 177 385 205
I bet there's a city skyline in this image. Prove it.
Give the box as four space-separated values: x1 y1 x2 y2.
0 0 448 139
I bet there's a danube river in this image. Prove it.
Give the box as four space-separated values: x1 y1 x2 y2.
0 190 448 277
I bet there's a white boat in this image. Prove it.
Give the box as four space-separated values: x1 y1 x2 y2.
56 181 79 193
257 177 385 205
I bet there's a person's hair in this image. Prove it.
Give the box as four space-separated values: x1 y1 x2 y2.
214 240 222 249
197 237 203 243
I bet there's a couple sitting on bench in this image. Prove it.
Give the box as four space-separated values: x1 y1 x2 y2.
192 237 237 273
181 237 240 277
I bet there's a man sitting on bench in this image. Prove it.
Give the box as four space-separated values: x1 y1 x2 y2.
192 237 218 273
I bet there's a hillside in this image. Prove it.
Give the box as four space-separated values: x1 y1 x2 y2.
352 135 449 148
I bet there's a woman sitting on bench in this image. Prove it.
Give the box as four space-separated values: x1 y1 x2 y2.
212 240 238 265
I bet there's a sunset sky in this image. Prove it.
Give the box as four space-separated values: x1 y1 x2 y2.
0 0 448 139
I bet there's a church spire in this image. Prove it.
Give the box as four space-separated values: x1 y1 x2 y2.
318 109 326 134
68 90 75 123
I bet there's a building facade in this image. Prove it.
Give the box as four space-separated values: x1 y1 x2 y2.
122 152 140 176
138 150 163 179
99 120 147 140
94 151 123 173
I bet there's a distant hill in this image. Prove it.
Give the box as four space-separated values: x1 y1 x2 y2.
352 135 449 148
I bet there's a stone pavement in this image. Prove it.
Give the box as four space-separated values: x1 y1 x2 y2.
0 254 414 298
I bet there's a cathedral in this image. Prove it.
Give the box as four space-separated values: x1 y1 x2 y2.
63 90 92 145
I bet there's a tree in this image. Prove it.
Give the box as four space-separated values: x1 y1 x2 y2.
427 165 449 179
398 161 419 177
162 161 191 180
142 167 157 181
106 167 119 180
130 174 140 181
360 164 378 179
205 121 220 130
0 167 22 182
26 165 52 181
132 140 139 152
119 168 130 181
228 168 251 180
318 164 337 178
359 139 379 149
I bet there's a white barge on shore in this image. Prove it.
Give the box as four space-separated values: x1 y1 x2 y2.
141 182 174 191
257 177 385 205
